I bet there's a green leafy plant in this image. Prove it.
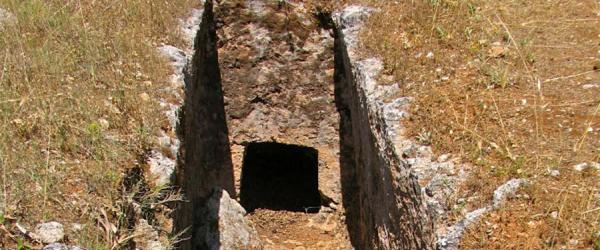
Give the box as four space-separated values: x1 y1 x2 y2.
467 3 477 16
436 26 448 40
87 122 102 139
16 238 31 250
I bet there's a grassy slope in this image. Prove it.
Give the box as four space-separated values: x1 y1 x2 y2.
353 0 600 248
0 0 194 248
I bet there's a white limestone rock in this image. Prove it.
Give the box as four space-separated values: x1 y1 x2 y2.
573 162 589 172
437 178 528 249
147 150 176 187
181 8 204 44
492 178 528 209
195 188 262 250
133 219 165 250
33 222 64 244
437 207 489 250
43 243 81 250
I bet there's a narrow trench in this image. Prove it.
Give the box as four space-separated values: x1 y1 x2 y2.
213 1 351 247
175 1 433 249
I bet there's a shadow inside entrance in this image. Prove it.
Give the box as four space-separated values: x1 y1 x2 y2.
240 142 321 213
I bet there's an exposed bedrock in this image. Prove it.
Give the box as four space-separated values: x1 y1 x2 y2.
332 7 434 250
173 1 243 249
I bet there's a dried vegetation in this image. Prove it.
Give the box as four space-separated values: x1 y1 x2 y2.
0 0 195 248
352 0 600 248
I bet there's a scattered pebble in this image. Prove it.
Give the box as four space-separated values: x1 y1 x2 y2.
438 154 451 162
71 223 83 232
139 92 150 102
527 221 538 228
98 118 110 130
489 43 508 58
11 118 23 126
134 71 144 79
284 240 304 246
573 163 589 172
547 169 560 177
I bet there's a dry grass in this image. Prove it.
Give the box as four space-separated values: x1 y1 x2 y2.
0 0 195 248
350 0 600 248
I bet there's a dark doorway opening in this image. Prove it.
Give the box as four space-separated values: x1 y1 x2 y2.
240 142 321 213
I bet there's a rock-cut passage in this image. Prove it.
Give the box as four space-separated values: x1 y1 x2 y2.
240 142 320 213
176 1 433 248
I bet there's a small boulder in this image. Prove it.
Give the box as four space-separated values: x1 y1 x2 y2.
195 188 262 250
547 168 560 177
147 150 175 187
43 243 81 250
34 222 65 244
133 219 165 250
